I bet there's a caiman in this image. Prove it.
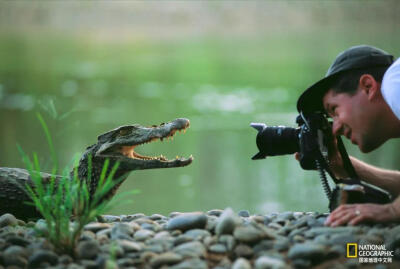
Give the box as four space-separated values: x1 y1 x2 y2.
0 118 193 220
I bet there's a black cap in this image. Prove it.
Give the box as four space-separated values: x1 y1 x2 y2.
297 45 394 113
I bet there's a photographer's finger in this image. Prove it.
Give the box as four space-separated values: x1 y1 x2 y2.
330 211 355 227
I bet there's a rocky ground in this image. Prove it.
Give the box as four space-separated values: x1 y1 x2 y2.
0 209 400 269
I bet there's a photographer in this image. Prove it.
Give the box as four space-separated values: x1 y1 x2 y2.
297 45 400 226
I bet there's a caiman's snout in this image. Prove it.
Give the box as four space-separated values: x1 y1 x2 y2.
95 118 193 169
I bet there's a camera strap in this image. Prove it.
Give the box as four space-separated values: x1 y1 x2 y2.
336 135 360 181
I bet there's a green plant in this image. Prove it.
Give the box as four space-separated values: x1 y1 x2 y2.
16 113 132 255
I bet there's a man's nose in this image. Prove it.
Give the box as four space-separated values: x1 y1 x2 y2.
332 120 343 136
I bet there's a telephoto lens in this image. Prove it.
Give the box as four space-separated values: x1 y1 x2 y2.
251 123 300 160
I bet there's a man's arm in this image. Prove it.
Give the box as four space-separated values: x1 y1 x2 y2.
349 156 400 197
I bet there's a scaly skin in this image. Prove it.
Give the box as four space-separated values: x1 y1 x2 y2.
0 118 193 220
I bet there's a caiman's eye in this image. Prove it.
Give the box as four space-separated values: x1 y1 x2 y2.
119 129 130 136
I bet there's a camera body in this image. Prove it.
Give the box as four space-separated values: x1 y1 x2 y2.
251 112 332 170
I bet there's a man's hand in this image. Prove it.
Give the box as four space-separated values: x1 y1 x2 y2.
325 203 400 226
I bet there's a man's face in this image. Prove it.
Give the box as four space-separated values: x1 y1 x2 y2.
322 88 382 153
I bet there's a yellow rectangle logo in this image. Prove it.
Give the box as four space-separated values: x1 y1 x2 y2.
347 243 358 258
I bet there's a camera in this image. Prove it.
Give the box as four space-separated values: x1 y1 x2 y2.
250 112 392 211
251 112 332 170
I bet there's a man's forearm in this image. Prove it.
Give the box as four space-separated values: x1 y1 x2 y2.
350 156 400 197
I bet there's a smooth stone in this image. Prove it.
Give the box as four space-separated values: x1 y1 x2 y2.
291 258 312 268
232 258 252 269
58 254 73 265
117 258 136 267
254 256 286 269
287 242 326 261
209 243 227 253
234 244 254 258
102 215 120 222
274 238 290 251
234 224 274 243
253 240 274 253
218 235 236 251
101 243 124 258
76 240 100 259
143 243 164 253
276 212 294 222
3 246 28 267
28 250 58 268
111 223 134 240
116 240 142 252
80 230 96 241
185 229 211 240
134 229 155 241
5 236 30 247
154 231 171 239
141 222 157 231
150 214 166 221
150 252 183 268
329 233 359 245
84 223 111 233
238 210 250 218
215 207 241 235
34 219 48 235
173 241 206 258
304 227 361 238
169 258 208 269
166 213 207 232
207 209 224 217
0 213 18 227
205 216 218 231
173 235 194 246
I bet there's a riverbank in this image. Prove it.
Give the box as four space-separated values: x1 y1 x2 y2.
0 209 399 268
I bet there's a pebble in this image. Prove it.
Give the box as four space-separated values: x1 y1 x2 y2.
76 240 100 259
232 257 252 269
173 241 206 258
215 207 241 235
1 209 400 268
28 250 58 268
0 213 18 228
134 229 155 241
166 213 207 232
255 255 286 269
150 252 183 267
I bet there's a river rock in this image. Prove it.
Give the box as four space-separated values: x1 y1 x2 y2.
84 223 111 233
173 241 206 258
232 257 252 269
3 245 28 267
0 213 18 228
150 252 183 267
238 210 250 218
255 255 286 269
166 213 207 232
134 229 155 241
234 224 275 243
287 242 327 262
215 207 241 235
76 240 100 259
28 250 58 268
169 258 208 269
111 223 134 240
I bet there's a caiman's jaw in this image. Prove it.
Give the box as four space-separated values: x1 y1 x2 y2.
95 118 193 170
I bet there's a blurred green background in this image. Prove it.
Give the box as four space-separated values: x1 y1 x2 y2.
1 1 399 215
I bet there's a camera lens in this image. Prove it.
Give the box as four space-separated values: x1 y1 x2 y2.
255 126 300 157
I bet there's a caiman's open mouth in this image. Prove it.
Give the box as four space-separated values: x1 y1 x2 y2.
96 118 193 169
119 121 191 162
